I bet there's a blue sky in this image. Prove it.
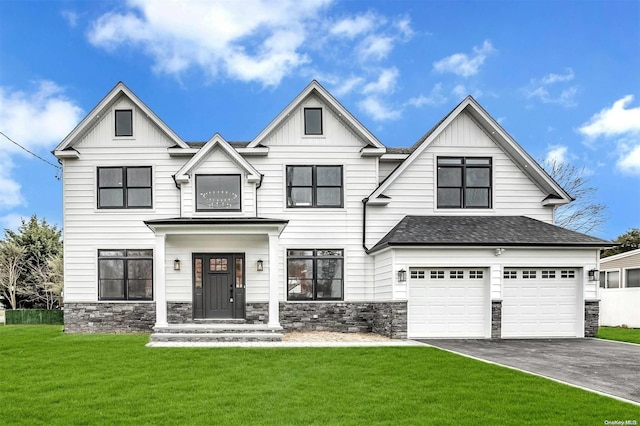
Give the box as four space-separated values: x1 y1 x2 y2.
0 0 638 240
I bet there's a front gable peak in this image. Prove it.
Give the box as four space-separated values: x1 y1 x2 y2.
248 80 386 152
174 134 261 184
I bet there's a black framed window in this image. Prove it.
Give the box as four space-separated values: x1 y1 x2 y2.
98 249 153 300
196 174 241 211
98 166 152 209
304 108 322 135
287 249 343 300
115 109 133 137
287 165 342 208
626 269 640 288
437 157 492 208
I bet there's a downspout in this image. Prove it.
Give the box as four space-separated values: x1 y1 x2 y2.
362 197 370 254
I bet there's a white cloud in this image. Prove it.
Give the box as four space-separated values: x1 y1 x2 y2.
331 76 364 97
617 143 640 175
545 145 568 164
393 16 414 40
61 10 79 28
452 84 466 98
362 68 398 95
88 0 332 87
578 95 640 138
358 96 401 121
0 81 82 213
433 40 495 78
406 83 446 107
358 35 394 62
330 12 378 39
525 68 578 107
0 213 25 232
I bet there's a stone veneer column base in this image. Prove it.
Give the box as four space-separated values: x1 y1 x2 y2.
584 300 599 337
64 302 155 333
491 300 502 339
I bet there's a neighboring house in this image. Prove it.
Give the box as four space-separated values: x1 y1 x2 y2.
53 80 609 342
599 249 640 328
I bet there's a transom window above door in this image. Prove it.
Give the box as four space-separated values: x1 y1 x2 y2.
286 165 343 208
437 157 492 208
196 175 241 211
97 166 152 209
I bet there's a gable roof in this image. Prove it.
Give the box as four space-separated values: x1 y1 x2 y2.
369 215 610 253
600 248 640 263
54 82 189 155
368 96 572 205
247 80 385 151
174 133 261 184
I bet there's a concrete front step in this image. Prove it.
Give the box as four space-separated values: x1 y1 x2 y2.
153 323 282 334
149 332 283 343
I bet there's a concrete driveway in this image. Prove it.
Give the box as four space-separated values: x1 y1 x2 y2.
420 338 640 405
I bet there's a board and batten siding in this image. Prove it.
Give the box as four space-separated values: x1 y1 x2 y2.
365 112 554 248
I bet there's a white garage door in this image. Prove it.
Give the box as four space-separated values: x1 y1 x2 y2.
502 268 580 338
408 268 488 339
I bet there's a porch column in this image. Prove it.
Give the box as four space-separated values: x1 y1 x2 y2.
154 233 168 328
267 232 281 328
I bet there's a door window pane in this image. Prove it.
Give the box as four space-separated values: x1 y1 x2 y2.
235 258 244 288
194 258 203 289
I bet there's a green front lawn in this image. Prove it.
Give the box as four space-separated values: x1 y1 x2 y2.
0 326 636 425
598 326 640 344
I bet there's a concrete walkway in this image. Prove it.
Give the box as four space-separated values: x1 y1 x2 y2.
420 338 640 405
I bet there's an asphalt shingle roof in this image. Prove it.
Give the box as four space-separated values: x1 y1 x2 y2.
370 216 610 252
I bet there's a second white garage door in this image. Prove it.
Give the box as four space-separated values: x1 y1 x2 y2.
408 268 488 339
502 268 580 338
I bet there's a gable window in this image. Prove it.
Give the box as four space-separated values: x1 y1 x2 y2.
98 167 152 209
287 249 343 300
196 175 241 211
304 108 322 135
287 165 342 208
115 109 133 137
98 249 153 300
437 157 492 208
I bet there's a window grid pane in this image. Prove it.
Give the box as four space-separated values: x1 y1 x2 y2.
287 166 343 208
437 157 491 209
98 167 151 209
287 249 343 300
98 250 153 300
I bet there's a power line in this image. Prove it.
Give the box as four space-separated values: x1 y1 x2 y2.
0 130 62 170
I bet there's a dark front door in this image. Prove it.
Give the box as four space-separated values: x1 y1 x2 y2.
193 253 245 319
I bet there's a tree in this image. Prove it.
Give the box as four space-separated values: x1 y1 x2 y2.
601 228 640 258
542 159 607 235
2 215 63 309
27 252 64 309
0 241 27 310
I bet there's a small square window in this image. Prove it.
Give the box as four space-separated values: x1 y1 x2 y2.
450 270 464 279
522 270 537 279
561 270 575 279
411 270 426 280
469 270 484 279
430 270 445 279
115 110 133 137
304 108 322 135
504 270 517 279
541 270 556 279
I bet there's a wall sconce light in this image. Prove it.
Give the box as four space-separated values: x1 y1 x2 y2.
588 269 599 281
257 259 264 272
397 269 407 283
174 259 181 271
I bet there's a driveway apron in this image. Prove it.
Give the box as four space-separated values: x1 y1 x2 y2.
420 338 640 404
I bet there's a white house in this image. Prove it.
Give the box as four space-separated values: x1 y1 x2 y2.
599 249 640 328
53 80 608 342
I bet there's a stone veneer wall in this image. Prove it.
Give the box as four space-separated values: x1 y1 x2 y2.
491 300 502 339
277 301 407 339
64 302 155 333
584 300 599 337
167 302 194 324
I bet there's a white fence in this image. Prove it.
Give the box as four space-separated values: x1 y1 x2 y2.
599 288 640 328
